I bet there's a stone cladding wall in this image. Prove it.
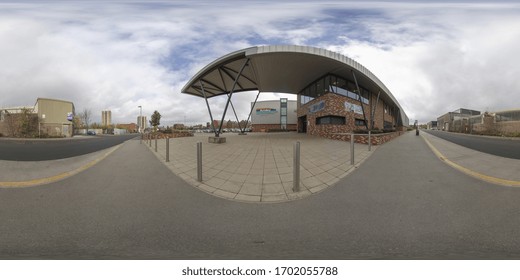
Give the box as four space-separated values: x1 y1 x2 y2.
327 131 404 145
252 124 297 132
297 92 398 138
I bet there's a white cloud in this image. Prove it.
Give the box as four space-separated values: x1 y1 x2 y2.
1 1 520 126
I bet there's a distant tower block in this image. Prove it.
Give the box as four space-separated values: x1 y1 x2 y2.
102 110 112 127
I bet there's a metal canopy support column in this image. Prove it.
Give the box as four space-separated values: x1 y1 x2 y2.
226 94 243 132
200 81 217 136
218 68 244 132
371 91 381 130
243 91 261 133
217 58 250 136
351 70 370 130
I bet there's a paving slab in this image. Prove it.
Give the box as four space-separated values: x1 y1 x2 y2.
145 132 378 202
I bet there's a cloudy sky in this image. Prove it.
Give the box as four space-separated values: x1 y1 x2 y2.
1 0 519 125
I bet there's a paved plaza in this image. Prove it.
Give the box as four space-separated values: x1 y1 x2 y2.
145 132 374 202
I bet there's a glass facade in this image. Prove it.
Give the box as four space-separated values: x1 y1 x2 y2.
495 111 520 122
280 98 287 129
299 74 370 105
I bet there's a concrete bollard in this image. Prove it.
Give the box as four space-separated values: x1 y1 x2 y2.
293 141 300 192
154 134 158 152
368 131 372 151
197 142 202 182
166 137 170 162
350 133 355 165
140 133 142 144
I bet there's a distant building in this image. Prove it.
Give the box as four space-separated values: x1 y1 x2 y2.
427 121 438 130
117 123 137 133
437 108 480 132
35 98 75 137
437 108 520 136
102 110 112 127
1 98 75 137
251 98 297 132
137 116 147 133
173 123 185 130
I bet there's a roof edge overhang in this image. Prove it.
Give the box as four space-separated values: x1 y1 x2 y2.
181 45 409 125
181 48 251 97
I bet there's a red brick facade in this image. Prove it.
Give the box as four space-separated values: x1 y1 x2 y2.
297 92 398 137
328 131 404 145
252 124 297 132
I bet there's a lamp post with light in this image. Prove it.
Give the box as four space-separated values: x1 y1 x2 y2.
138 106 142 133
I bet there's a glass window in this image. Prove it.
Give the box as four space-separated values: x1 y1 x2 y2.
355 119 366 126
316 78 324 96
316 115 346 125
281 107 287 115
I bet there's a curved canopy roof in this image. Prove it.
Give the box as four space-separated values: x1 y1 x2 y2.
182 45 408 125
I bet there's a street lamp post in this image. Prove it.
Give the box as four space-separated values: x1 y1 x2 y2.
138 106 142 133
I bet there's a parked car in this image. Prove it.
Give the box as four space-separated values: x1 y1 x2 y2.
87 131 96 135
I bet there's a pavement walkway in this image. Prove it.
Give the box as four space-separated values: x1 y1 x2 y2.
421 131 520 186
145 131 520 203
4 131 520 259
145 132 374 203
3 129 517 193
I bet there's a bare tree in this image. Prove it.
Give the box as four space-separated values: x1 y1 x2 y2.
4 110 18 137
79 108 92 134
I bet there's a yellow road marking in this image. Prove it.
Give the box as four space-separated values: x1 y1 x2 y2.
0 144 122 188
421 135 520 187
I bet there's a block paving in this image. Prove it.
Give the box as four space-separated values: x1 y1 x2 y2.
145 132 375 203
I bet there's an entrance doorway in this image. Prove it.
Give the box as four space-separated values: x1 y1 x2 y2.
298 115 307 133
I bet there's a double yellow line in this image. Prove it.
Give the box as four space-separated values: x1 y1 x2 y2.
422 135 520 187
0 144 122 188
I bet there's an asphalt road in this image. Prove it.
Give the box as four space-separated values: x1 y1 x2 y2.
0 134 138 161
424 130 520 159
1 133 520 259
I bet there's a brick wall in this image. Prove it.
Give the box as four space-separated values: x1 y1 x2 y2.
252 124 297 132
495 121 520 135
328 131 404 145
297 92 398 138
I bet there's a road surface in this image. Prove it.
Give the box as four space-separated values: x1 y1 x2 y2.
1 133 520 259
0 134 137 161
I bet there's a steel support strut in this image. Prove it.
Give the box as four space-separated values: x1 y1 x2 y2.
351 70 370 130
200 81 217 136
371 91 381 130
243 91 261 133
218 58 250 137
226 94 244 132
218 68 244 132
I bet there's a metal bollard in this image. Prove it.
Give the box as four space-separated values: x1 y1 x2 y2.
154 134 158 152
293 141 300 192
140 133 142 144
166 137 170 162
368 131 372 151
197 142 202 182
148 134 151 147
350 133 355 165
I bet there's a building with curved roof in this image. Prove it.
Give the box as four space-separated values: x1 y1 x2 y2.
182 45 409 140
